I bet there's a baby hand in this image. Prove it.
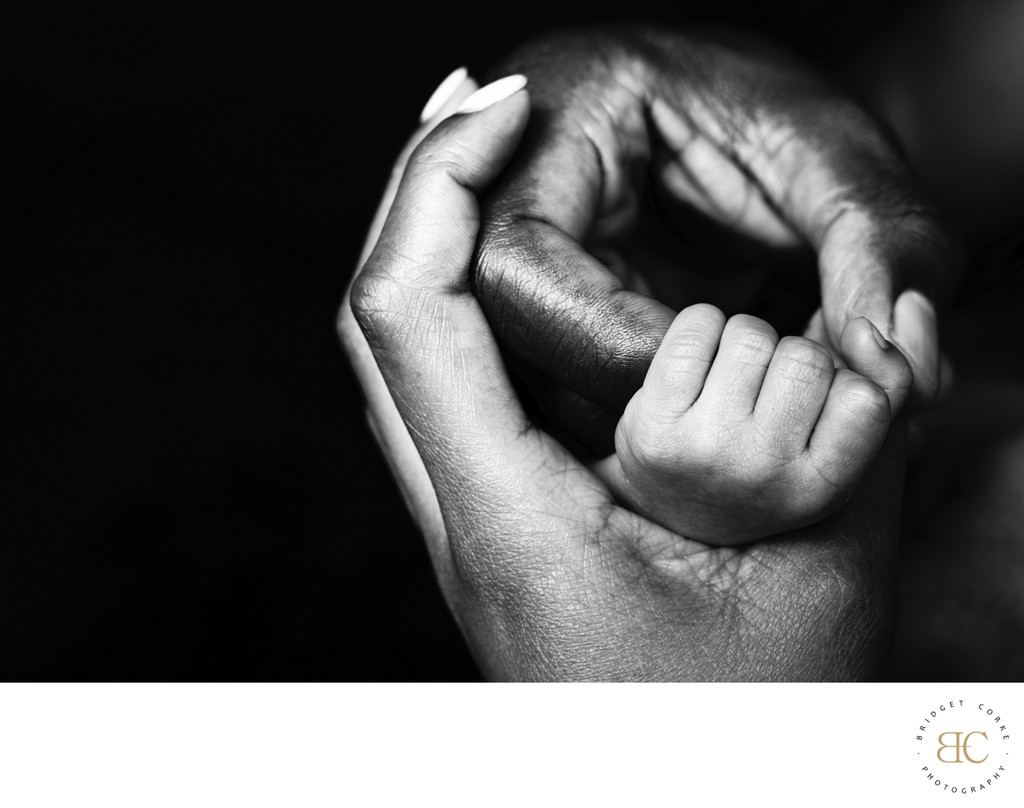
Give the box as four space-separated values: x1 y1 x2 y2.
596 304 912 544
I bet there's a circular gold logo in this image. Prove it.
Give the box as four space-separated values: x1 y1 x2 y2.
915 699 1012 795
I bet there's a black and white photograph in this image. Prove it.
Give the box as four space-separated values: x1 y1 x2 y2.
4 0 1024 800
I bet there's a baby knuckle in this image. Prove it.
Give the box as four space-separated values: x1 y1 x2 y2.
776 337 834 379
725 316 778 361
661 333 715 368
681 302 727 331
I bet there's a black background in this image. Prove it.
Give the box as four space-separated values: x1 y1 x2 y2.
3 1 907 680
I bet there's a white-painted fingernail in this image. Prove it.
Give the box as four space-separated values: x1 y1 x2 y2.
419 67 469 123
456 74 527 114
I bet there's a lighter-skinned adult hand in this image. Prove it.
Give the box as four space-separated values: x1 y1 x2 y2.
470 25 961 452
339 73 906 681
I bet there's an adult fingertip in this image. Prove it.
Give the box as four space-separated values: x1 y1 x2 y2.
839 316 913 416
355 70 479 271
403 77 530 202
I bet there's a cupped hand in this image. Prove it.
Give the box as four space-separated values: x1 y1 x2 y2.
470 25 961 452
339 74 906 681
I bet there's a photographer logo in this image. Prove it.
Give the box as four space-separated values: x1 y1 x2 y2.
916 700 1012 795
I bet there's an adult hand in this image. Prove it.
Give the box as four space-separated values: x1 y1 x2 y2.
471 25 961 452
340 73 905 681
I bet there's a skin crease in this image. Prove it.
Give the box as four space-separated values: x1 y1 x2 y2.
343 79 906 681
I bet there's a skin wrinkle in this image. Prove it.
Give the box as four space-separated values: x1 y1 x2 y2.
630 525 733 589
800 560 879 677
707 591 754 677
757 528 884 679
559 533 637 636
442 446 599 587
773 340 834 381
461 505 667 681
602 557 729 680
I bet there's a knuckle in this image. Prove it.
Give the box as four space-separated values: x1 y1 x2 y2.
349 266 406 344
660 332 715 370
775 337 835 380
724 315 778 361
681 302 727 331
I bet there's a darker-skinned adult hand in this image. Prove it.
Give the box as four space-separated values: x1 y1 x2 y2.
340 75 905 681
471 25 961 453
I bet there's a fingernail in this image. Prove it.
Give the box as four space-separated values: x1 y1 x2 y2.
456 74 527 114
419 66 469 123
867 319 890 351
